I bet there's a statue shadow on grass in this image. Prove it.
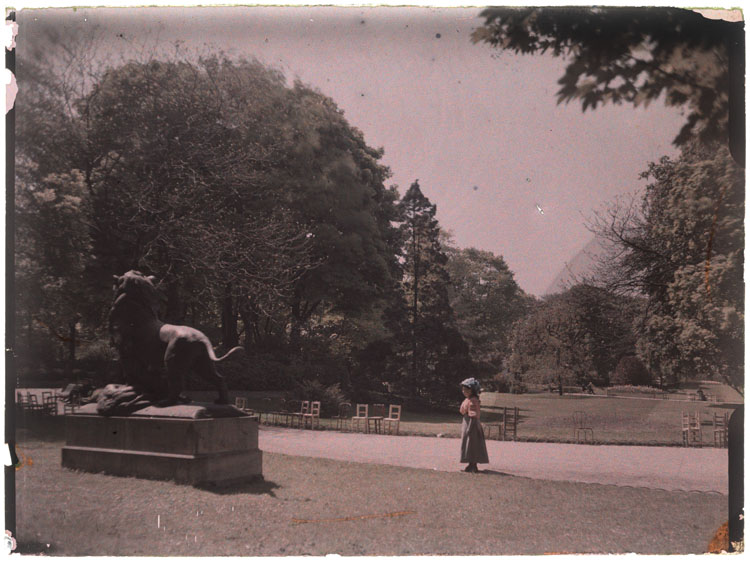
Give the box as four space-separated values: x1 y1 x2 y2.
194 477 280 497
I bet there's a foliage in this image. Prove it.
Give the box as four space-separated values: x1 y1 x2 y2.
14 168 98 374
384 181 474 402
16 53 400 386
508 285 639 391
590 144 744 392
445 245 530 377
472 7 740 150
611 355 652 386
285 380 348 418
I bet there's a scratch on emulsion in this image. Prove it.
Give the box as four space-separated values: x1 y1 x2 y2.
292 510 416 524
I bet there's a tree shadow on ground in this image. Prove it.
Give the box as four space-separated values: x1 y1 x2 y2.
195 477 280 497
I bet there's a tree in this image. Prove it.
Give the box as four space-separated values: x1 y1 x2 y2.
508 285 639 392
388 181 473 402
590 144 743 392
272 82 401 344
15 53 401 387
14 168 94 377
611 355 652 387
444 244 530 376
472 7 744 161
594 144 743 391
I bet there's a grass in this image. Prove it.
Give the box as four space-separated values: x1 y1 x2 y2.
23 386 742 446
208 389 740 446
475 392 739 446
15 436 726 556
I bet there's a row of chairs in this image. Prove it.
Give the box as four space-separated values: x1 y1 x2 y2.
233 398 402 435
235 397 321 429
682 411 729 448
16 391 76 415
346 403 401 435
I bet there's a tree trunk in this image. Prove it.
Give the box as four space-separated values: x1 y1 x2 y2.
290 299 302 350
164 278 183 324
221 283 239 348
238 301 257 351
66 318 77 382
410 227 420 390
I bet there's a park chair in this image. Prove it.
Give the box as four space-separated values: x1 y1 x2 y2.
367 403 385 434
291 400 310 429
16 392 31 414
681 411 702 447
484 407 519 441
303 401 321 430
42 392 58 415
503 406 519 440
351 403 369 433
712 412 729 448
383 404 402 435
63 401 78 415
266 399 287 426
58 383 83 404
332 402 353 431
274 399 297 426
573 411 593 443
281 399 301 427
26 393 45 413
483 421 503 440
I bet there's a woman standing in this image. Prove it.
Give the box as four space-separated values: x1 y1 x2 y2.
459 377 489 472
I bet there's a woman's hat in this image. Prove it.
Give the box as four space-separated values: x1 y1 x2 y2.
460 377 481 394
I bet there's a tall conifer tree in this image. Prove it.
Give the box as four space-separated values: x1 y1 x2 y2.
395 180 473 401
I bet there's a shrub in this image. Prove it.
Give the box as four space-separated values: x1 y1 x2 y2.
611 355 652 386
286 380 348 418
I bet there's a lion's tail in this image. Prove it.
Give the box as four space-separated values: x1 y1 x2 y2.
210 346 245 362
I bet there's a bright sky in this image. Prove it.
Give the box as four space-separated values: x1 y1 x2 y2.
16 6 686 295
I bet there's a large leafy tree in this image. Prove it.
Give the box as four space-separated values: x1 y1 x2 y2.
445 245 530 376
14 169 93 376
73 58 317 337
272 82 401 342
508 285 639 393
15 52 400 384
590 144 744 392
472 7 744 160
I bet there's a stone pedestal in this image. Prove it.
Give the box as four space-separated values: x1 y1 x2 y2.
61 403 262 486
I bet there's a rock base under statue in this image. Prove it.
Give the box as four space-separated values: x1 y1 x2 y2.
62 403 262 486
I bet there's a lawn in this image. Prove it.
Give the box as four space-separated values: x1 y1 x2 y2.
206 389 741 446
22 386 742 446
14 437 726 555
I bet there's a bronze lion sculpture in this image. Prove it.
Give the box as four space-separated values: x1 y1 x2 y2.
108 270 242 405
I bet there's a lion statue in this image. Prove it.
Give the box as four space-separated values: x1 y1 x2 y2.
108 270 243 406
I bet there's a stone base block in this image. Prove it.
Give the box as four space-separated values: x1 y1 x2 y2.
62 405 262 486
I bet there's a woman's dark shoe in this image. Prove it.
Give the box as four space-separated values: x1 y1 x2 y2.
464 463 478 473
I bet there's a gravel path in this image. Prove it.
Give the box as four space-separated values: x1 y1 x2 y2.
259 426 728 494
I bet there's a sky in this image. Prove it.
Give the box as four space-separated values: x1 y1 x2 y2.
16 6 687 296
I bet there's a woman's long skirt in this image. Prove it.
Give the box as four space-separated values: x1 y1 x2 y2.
460 415 489 464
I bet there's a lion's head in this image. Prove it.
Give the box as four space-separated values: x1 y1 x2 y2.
112 270 160 317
